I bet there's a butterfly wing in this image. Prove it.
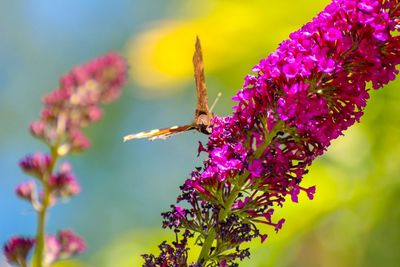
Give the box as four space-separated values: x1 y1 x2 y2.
193 36 211 117
123 124 195 142
123 37 212 143
193 37 213 134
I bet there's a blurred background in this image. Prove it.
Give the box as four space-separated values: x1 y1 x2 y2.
1 0 399 266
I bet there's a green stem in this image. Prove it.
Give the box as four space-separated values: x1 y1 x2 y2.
18 258 28 267
197 228 216 264
197 186 240 264
196 121 281 265
32 147 58 267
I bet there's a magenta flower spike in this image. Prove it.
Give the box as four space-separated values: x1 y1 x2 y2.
144 0 400 266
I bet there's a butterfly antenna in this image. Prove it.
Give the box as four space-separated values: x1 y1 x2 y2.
209 92 222 113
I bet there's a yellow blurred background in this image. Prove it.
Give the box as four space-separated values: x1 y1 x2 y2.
1 1 399 266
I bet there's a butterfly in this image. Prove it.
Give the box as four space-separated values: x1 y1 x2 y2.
123 36 220 142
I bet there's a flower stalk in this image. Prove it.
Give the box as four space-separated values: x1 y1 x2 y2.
4 53 127 267
32 147 58 267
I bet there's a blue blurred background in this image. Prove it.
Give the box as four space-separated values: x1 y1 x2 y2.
1 1 399 266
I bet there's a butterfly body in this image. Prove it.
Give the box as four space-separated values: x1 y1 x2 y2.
123 37 214 142
194 111 213 135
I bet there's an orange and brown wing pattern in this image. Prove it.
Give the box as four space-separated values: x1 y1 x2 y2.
193 37 213 133
193 36 211 117
123 124 195 142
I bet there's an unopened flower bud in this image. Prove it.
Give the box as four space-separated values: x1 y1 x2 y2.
3 236 35 266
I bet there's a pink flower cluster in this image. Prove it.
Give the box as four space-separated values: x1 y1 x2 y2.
3 237 35 267
4 53 127 267
17 154 81 206
4 231 86 267
43 230 86 266
30 52 126 154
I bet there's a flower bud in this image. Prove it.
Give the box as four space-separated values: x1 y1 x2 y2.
15 181 36 203
57 229 86 259
49 163 81 199
3 236 35 266
19 153 51 179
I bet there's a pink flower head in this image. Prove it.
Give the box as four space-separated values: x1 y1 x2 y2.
290 185 301 203
274 218 286 233
92 52 127 103
248 159 264 177
197 141 208 156
323 28 342 41
29 120 46 139
304 185 316 200
19 153 52 179
174 206 186 218
58 52 127 104
69 129 91 152
44 235 61 266
33 53 127 152
49 163 81 199
232 198 248 210
3 236 35 265
15 181 36 203
357 0 378 12
57 230 86 259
